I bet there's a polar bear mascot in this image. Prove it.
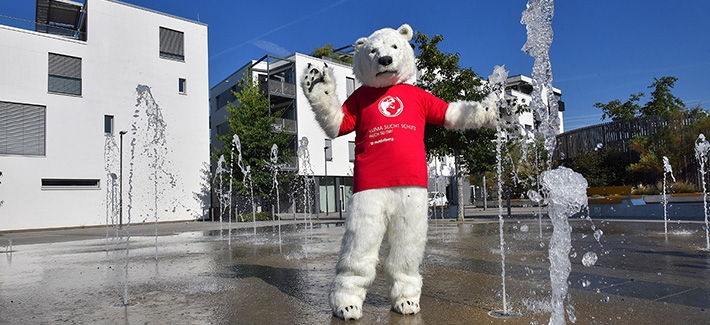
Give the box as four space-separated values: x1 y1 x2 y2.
302 23 500 320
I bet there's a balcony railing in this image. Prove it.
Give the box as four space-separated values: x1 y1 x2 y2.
271 118 297 134
261 79 295 97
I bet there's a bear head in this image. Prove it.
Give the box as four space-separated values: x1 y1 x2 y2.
352 24 416 88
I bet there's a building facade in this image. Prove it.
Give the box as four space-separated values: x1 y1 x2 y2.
211 53 358 216
0 0 209 231
211 52 564 215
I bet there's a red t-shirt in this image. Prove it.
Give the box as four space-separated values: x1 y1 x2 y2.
339 84 449 193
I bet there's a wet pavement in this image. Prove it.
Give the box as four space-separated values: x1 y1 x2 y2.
0 213 708 324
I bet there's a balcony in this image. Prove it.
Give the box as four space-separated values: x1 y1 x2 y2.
271 118 297 134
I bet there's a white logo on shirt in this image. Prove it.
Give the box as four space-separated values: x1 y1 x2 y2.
378 96 404 117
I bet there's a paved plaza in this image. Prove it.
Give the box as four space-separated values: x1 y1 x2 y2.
0 209 708 324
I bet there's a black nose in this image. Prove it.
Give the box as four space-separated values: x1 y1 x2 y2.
378 56 393 66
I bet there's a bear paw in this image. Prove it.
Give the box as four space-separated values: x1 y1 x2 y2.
302 63 335 101
392 298 421 315
333 304 362 321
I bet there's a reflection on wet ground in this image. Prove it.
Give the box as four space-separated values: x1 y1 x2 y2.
0 218 707 324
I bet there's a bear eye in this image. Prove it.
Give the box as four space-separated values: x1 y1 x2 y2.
392 44 398 49
370 48 376 54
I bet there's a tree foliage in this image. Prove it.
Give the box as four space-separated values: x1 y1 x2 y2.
214 73 294 204
595 76 686 121
310 43 353 64
414 32 496 176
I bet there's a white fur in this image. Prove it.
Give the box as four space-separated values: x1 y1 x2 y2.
301 23 503 321
329 186 427 320
352 24 417 88
444 92 500 130
301 66 344 138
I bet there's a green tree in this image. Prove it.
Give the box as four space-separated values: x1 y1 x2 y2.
215 73 294 208
414 32 496 220
594 92 643 121
642 76 686 117
595 76 686 121
310 43 353 64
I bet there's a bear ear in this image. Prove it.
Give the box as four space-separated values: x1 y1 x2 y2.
397 24 413 41
354 37 367 52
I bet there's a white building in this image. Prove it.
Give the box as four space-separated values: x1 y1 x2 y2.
0 0 209 231
211 53 358 215
211 50 564 215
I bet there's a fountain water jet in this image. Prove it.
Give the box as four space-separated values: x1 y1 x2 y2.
662 156 676 239
694 134 710 249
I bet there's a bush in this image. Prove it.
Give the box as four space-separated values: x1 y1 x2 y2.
237 211 273 222
668 181 699 194
632 183 660 195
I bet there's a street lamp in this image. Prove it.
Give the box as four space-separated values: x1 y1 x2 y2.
119 130 127 228
324 143 330 216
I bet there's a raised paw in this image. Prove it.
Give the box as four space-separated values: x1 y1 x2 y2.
392 299 420 315
334 304 362 321
301 63 335 98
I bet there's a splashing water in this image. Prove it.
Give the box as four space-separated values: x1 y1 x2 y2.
662 156 676 239
490 65 512 316
582 251 598 267
215 155 227 240
269 144 283 250
233 134 257 236
695 134 710 249
541 166 588 325
297 137 315 258
522 0 560 162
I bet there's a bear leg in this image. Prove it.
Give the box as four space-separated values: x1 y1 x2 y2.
384 187 428 315
330 189 388 321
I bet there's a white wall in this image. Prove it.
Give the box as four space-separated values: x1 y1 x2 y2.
293 53 356 177
0 0 209 231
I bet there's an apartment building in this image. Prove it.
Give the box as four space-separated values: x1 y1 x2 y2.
0 0 209 230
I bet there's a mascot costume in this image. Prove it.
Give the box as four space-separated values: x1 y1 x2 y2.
302 24 500 320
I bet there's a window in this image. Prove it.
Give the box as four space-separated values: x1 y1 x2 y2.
325 139 333 161
0 101 46 156
348 141 356 162
48 53 81 96
179 78 187 94
159 27 185 61
41 179 100 190
346 77 355 97
104 115 114 134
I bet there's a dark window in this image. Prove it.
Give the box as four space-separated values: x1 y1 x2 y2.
159 27 184 61
41 179 100 189
0 101 46 156
325 139 332 161
346 77 356 97
348 141 355 162
104 115 114 134
48 53 81 95
179 78 187 94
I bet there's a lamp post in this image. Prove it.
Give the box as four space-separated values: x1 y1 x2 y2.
119 130 127 228
324 144 330 216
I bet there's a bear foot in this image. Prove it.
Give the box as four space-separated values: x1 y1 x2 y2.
333 304 362 321
392 298 420 315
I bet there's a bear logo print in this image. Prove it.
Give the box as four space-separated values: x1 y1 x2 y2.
378 96 404 117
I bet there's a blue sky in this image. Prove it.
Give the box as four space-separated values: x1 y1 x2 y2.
2 0 709 131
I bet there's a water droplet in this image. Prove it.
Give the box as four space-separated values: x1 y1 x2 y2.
582 279 591 288
582 251 598 267
594 229 604 241
566 304 577 323
520 224 529 232
570 252 577 258
527 190 542 203
603 296 610 302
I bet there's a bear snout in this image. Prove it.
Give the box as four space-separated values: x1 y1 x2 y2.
378 56 393 66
